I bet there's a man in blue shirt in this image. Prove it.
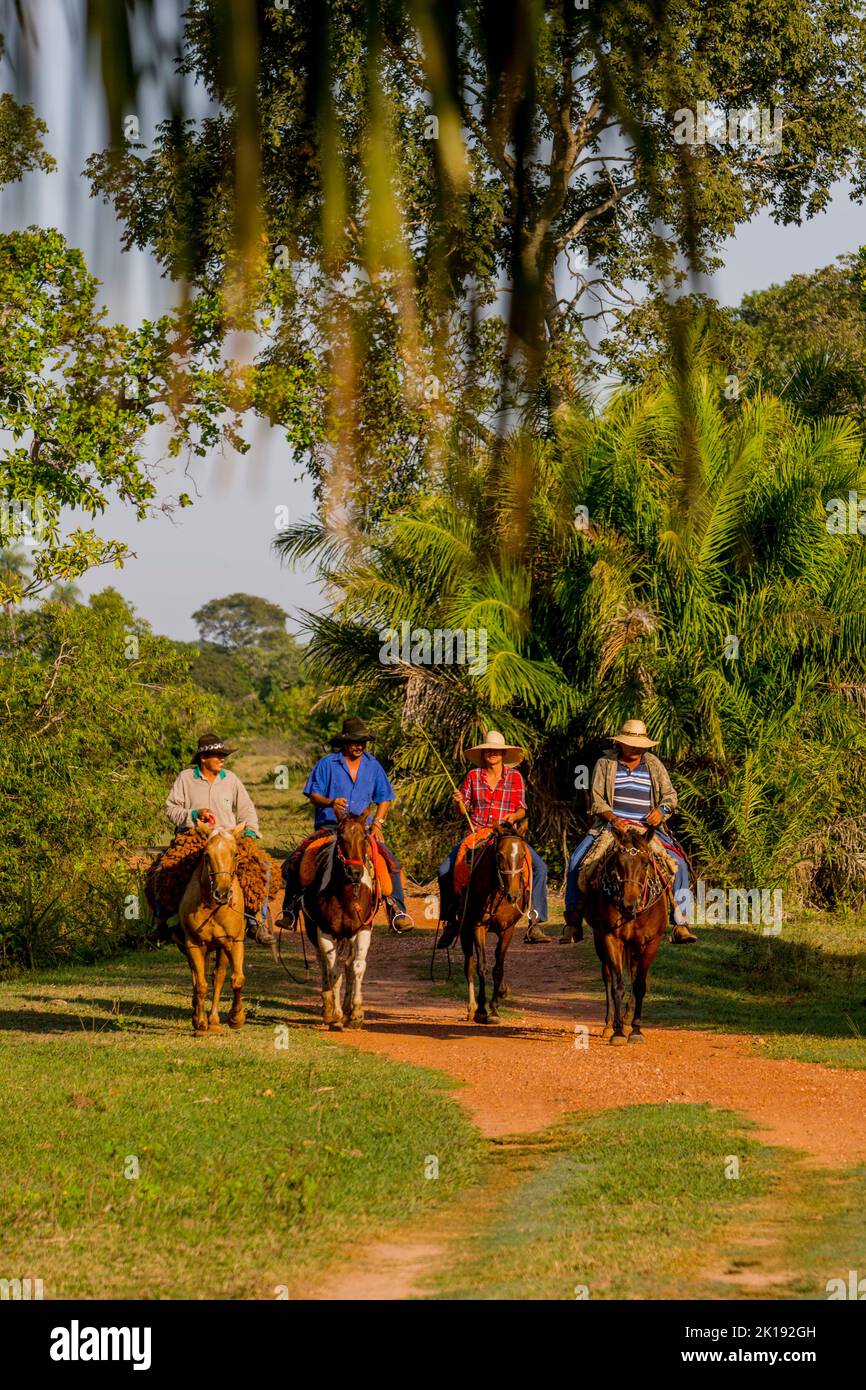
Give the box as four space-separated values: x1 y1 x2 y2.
291 716 413 932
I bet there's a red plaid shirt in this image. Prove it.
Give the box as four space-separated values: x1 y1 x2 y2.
460 767 526 829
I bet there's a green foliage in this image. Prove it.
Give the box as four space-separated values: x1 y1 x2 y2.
0 591 217 966
84 2 866 511
282 378 866 893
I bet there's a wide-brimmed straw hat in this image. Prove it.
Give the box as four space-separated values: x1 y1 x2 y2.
466 729 525 767
330 716 375 746
194 732 238 759
611 718 658 750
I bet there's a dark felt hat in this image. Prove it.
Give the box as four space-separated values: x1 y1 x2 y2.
194 732 238 759
330 716 375 747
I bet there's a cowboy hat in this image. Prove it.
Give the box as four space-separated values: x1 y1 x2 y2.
330 716 375 746
466 729 525 767
611 718 658 750
194 732 238 759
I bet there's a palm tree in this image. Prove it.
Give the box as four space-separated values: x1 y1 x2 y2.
277 376 866 892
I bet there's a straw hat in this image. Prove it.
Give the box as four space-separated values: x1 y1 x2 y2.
611 718 658 750
466 729 525 767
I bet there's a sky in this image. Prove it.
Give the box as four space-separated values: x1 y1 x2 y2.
1 1 864 640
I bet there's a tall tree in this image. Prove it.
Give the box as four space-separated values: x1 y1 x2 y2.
84 1 866 515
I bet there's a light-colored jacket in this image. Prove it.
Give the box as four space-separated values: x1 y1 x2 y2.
166 766 259 834
589 749 678 831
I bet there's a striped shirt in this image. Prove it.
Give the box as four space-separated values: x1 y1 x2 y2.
612 759 654 821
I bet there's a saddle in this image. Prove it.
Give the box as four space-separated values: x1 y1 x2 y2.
290 829 393 896
579 826 678 894
452 827 531 898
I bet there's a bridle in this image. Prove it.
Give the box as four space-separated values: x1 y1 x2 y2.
469 826 528 924
601 839 666 922
333 820 379 929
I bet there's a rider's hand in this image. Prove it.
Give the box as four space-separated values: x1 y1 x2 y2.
194 809 215 827
645 808 663 828
331 797 348 816
612 818 631 834
452 789 466 810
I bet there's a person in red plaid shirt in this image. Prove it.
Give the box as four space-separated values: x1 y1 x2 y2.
436 730 551 948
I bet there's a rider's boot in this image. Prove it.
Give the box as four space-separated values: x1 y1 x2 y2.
276 894 303 931
387 899 413 934
524 911 551 944
436 918 460 950
151 908 177 945
671 922 697 943
560 896 585 943
252 914 276 945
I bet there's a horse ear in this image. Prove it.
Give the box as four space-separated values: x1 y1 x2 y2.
195 821 210 838
643 825 657 844
232 822 247 840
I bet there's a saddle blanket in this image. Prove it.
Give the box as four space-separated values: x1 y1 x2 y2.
291 830 393 896
578 823 679 893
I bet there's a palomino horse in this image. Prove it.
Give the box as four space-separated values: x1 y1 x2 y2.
178 822 248 1033
301 812 380 1031
459 822 529 1025
586 824 670 1044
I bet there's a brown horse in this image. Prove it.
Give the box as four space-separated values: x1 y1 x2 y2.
586 824 669 1044
178 822 248 1033
301 811 379 1031
459 823 529 1025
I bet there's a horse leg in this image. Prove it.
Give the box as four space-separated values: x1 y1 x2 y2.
608 938 627 1045
490 932 507 1021
346 929 371 1026
226 939 246 1029
209 947 228 1031
187 941 208 1034
628 960 648 1043
473 928 489 1024
464 936 477 1023
601 961 614 1040
318 932 344 1030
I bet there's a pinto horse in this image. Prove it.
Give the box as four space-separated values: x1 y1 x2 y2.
459 822 529 1025
178 822 248 1033
301 811 380 1031
585 824 670 1044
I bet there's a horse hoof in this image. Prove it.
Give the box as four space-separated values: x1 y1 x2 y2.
601 1026 614 1040
498 983 509 999
193 1021 208 1034
208 1019 221 1032
474 1013 489 1025
329 1019 344 1032
346 1013 364 1028
628 1031 645 1044
487 1013 500 1025
609 1033 628 1046
228 1014 245 1030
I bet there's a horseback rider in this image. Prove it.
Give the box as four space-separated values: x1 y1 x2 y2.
155 732 276 945
436 730 551 949
561 719 697 945
285 716 413 933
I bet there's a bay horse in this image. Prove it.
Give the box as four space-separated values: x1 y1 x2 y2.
301 811 380 1031
586 824 670 1044
178 822 248 1033
459 822 529 1025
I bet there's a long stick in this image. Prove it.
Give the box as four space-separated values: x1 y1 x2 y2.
417 726 474 833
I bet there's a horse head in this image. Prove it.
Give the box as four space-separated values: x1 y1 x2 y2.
494 821 526 906
333 811 371 887
196 821 245 905
605 824 657 920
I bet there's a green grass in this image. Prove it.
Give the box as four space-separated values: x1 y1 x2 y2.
0 953 483 1299
641 911 866 1069
432 1104 819 1301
